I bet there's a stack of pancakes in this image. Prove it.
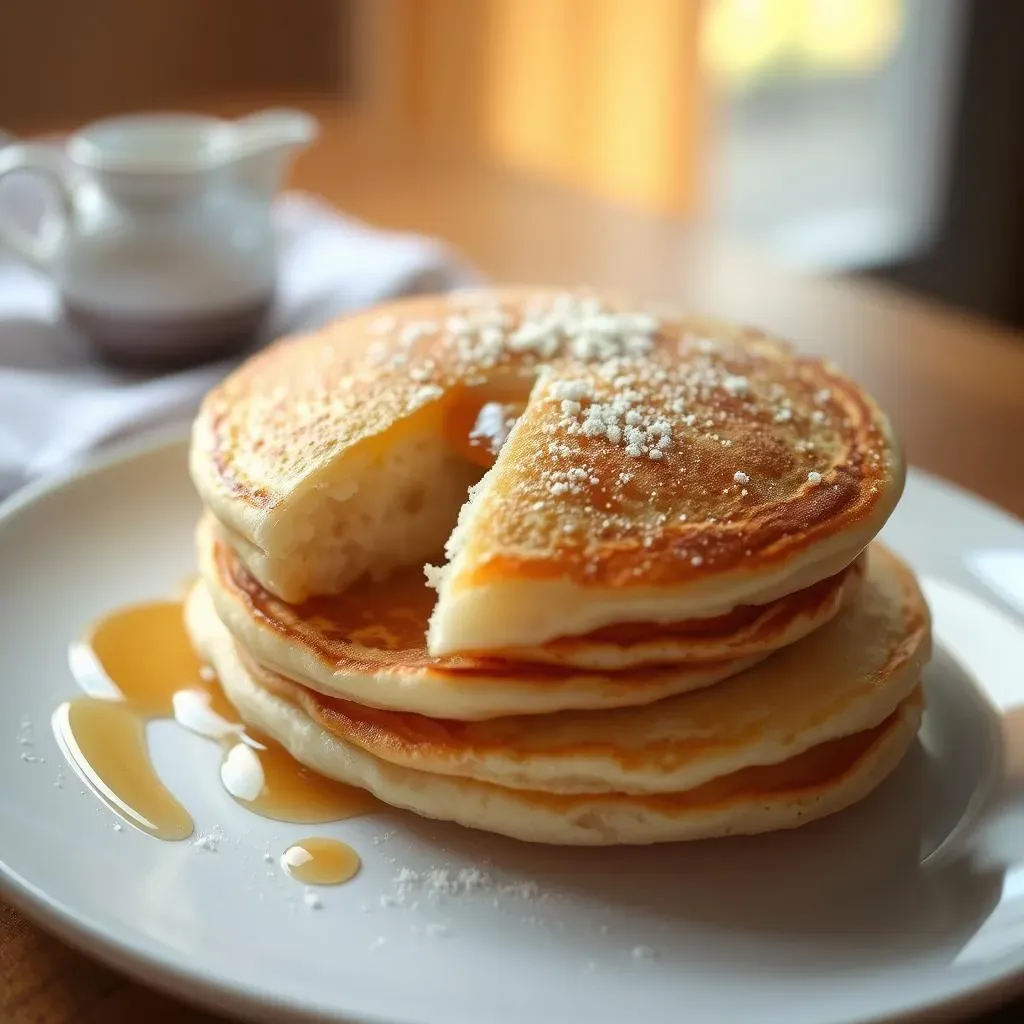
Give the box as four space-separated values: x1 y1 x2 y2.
186 289 931 845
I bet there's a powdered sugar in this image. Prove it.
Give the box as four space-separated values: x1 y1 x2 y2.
722 374 749 396
192 827 226 852
389 865 544 905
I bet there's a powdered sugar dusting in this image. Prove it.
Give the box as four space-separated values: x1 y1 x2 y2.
389 865 545 905
17 716 33 747
192 827 226 852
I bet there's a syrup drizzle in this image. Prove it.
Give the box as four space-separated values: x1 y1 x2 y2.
55 599 378 851
443 384 528 468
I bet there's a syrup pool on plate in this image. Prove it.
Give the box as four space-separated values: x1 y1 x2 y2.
280 837 362 885
55 599 378 876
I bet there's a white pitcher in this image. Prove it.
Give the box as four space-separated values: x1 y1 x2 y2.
0 109 317 366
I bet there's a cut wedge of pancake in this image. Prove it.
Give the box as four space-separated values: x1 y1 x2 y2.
190 290 904 657
190 544 928 795
427 343 903 654
187 582 923 845
198 515 764 719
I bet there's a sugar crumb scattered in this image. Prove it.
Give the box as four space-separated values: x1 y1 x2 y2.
722 374 749 396
389 865 544 905
192 827 225 852
17 717 33 747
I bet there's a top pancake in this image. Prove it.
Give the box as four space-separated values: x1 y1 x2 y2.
190 288 904 652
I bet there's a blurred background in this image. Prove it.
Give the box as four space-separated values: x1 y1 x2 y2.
1 0 1022 327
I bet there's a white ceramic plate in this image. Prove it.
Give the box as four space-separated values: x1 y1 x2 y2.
3 431 1024 1024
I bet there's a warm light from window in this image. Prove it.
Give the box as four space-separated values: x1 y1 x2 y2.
703 0 905 85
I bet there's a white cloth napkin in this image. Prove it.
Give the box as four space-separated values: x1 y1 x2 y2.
0 192 478 499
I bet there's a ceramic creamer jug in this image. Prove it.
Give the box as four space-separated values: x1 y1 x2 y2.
0 109 317 366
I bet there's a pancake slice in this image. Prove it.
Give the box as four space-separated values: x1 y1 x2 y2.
187 582 922 845
191 544 928 795
427 334 903 654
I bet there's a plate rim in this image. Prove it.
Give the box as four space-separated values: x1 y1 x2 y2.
2 433 1024 1024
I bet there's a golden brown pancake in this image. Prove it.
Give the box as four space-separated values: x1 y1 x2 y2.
187 579 923 845
195 544 927 794
190 290 904 656
198 517 877 720
199 515 765 719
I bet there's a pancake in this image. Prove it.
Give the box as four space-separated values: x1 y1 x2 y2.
189 543 928 794
187 582 922 845
190 290 904 656
199 515 765 720
207 513 864 673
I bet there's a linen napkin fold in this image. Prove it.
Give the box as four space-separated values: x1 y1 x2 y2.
0 191 478 499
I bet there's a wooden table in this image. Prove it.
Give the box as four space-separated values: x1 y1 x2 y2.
3 100 1024 1023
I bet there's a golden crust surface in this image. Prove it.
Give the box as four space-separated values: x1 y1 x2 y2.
450 342 900 590
191 289 904 629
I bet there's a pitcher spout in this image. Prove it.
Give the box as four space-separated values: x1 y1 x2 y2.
231 108 318 197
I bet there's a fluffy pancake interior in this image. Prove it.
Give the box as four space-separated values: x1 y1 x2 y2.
207 399 485 603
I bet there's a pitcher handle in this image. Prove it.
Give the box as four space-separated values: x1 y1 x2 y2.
0 142 74 272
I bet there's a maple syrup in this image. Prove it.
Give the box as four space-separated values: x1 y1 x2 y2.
280 837 361 885
56 598 378 845
53 699 193 840
443 383 528 468
220 731 379 823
